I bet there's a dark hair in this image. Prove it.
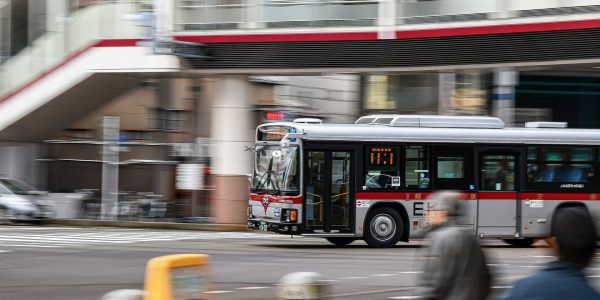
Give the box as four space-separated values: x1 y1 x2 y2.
551 206 597 268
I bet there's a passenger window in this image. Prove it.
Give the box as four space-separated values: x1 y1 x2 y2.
405 146 430 189
526 146 596 191
481 154 516 191
365 146 401 190
432 146 473 190
437 156 464 179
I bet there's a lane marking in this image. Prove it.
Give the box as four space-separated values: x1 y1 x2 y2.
492 286 512 289
388 296 421 299
236 286 270 290
396 271 422 274
204 291 233 294
530 255 553 258
339 277 367 280
371 274 396 277
1 244 61 248
517 265 541 268
0 250 12 253
588 275 600 278
318 279 337 282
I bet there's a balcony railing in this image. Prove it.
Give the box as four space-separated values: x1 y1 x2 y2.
174 0 600 32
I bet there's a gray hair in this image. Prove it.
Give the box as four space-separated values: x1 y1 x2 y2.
427 191 464 216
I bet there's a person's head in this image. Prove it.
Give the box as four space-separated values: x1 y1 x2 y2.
426 191 463 225
550 205 597 268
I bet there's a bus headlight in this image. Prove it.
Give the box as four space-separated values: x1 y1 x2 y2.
282 209 298 223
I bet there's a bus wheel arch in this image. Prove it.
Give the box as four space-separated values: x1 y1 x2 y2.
364 203 410 246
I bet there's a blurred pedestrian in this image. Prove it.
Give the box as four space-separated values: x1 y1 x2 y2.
418 191 491 300
506 205 600 299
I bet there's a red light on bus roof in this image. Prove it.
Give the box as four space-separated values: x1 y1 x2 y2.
266 112 285 120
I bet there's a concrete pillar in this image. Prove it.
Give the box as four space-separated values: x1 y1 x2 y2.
210 76 255 224
377 0 396 39
492 69 518 127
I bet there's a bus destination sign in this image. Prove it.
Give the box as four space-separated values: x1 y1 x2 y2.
258 126 293 141
368 147 396 167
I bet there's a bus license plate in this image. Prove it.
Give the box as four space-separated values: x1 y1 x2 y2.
259 222 268 231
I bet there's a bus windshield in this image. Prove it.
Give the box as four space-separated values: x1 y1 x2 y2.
252 145 299 195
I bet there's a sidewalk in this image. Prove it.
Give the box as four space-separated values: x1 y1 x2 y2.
47 219 248 232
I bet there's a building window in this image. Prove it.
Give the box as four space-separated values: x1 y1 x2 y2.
149 108 189 131
66 129 94 140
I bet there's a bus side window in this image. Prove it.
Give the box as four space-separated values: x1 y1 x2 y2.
404 145 430 189
365 146 401 190
432 146 473 191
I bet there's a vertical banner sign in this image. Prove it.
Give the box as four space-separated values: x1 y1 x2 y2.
101 116 120 220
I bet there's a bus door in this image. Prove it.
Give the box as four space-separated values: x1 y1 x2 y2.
477 148 522 238
304 149 354 233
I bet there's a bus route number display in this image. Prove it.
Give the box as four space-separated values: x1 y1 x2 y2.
368 147 397 169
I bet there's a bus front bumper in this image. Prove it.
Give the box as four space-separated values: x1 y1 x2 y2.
247 219 301 235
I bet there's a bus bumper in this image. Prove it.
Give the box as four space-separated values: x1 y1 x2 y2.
247 219 301 235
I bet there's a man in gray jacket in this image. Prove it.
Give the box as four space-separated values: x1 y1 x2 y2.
418 191 491 300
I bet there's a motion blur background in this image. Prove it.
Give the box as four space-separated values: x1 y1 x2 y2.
1 0 600 224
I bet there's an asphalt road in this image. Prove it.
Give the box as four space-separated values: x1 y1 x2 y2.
1 225 600 300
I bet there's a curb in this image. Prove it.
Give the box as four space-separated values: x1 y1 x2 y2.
46 219 248 232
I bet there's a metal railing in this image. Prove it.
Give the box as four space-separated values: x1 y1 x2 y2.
174 0 600 32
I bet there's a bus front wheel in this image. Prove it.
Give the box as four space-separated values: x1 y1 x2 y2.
326 237 356 246
364 207 403 248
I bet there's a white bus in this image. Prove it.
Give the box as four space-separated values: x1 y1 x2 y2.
247 115 600 247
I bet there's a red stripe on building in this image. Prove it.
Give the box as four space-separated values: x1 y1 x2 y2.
174 31 379 44
174 19 600 44
0 39 142 105
94 39 141 47
395 19 600 39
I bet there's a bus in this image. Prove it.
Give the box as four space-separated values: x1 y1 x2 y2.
247 115 600 247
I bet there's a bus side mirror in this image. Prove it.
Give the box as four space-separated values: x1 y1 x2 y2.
362 186 367 191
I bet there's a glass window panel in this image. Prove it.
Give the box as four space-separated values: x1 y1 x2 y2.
481 155 515 191
527 147 537 160
572 147 593 161
437 157 464 179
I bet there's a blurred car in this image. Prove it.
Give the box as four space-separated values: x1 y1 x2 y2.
0 178 54 223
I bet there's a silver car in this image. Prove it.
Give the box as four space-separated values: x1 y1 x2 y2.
0 178 54 223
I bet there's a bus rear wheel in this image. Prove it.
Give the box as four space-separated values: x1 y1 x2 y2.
326 237 356 246
364 207 403 248
502 238 535 247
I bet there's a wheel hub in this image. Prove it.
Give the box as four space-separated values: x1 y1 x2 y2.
371 213 396 241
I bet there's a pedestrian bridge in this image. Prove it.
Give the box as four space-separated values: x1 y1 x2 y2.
2 0 600 141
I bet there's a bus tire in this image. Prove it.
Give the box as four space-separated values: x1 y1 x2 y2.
364 207 403 248
325 237 356 246
502 238 534 248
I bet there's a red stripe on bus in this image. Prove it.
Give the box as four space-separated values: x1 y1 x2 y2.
356 192 598 201
477 192 517 200
249 193 303 204
521 193 598 201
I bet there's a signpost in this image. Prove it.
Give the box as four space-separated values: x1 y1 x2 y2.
101 116 120 220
